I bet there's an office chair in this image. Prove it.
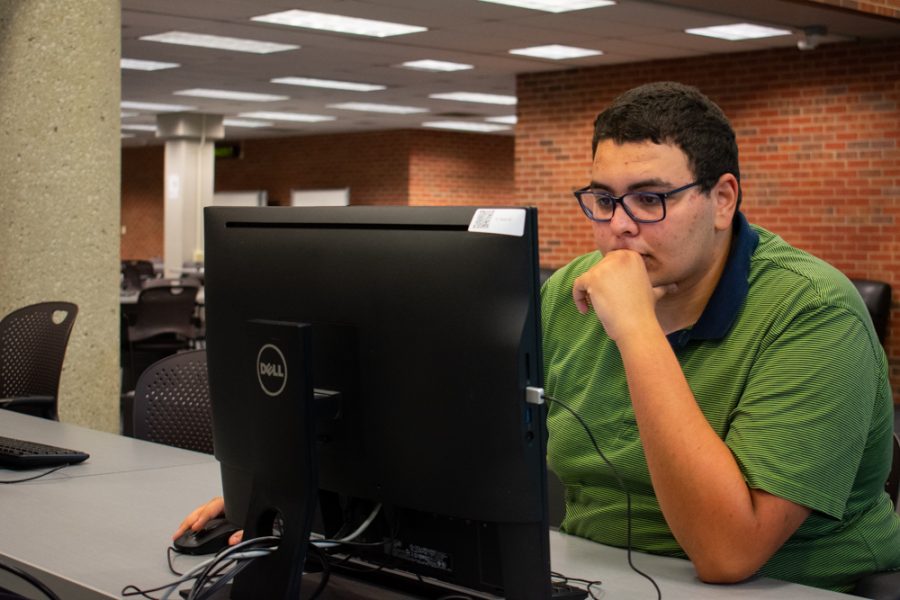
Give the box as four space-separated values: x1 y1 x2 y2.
851 432 900 600
0 301 78 421
850 279 891 345
121 259 156 291
122 283 200 391
132 349 213 454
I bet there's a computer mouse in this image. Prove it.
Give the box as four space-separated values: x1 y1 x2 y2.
172 517 241 555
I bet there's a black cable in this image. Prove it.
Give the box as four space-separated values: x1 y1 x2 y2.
187 536 279 600
0 561 61 600
551 570 603 600
544 394 662 600
0 464 68 484
122 582 166 599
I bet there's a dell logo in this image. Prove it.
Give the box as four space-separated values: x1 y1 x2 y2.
256 343 288 397
259 362 284 378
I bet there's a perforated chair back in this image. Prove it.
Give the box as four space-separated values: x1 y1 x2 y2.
132 350 213 454
0 302 78 420
128 284 199 343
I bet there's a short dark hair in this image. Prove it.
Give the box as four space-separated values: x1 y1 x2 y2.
592 82 741 207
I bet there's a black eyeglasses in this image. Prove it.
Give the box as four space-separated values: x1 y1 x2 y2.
573 180 701 223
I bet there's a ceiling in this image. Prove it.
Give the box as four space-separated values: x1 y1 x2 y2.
121 0 900 144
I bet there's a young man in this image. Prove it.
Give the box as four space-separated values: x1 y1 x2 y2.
541 81 900 592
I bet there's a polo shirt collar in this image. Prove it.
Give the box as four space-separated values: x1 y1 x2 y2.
666 212 759 349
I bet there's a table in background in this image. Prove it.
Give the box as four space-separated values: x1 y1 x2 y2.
0 411 854 599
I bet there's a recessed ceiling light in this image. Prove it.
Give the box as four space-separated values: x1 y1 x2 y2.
252 9 426 38
223 118 273 128
398 60 474 72
120 58 180 71
486 115 518 124
685 23 792 41
238 111 335 123
509 44 602 60
328 102 428 114
121 133 135 139
429 92 517 106
174 88 289 102
423 121 511 133
121 111 139 118
121 124 158 132
121 101 195 112
479 0 615 13
271 77 386 92
140 31 299 54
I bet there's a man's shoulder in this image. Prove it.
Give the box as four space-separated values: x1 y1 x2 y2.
747 224 869 320
543 252 602 289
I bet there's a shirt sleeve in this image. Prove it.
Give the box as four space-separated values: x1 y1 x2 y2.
725 304 879 519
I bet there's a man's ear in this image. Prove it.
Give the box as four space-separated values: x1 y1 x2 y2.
712 173 740 231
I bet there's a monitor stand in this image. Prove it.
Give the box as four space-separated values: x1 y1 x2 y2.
228 320 321 600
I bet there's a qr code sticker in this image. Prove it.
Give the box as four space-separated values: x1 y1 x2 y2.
471 209 494 231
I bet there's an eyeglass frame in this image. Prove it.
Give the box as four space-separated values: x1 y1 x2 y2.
573 180 702 223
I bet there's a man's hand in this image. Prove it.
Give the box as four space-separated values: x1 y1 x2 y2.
172 496 243 546
572 249 676 340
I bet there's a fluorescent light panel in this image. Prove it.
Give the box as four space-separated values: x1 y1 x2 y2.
223 118 273 128
121 58 180 71
398 59 473 72
479 0 615 13
239 111 335 123
328 102 428 114
509 44 602 59
121 101 194 112
121 124 158 132
685 23 792 40
174 88 289 102
140 31 298 54
423 121 510 132
271 77 385 92
429 92 517 106
252 10 426 38
486 115 517 124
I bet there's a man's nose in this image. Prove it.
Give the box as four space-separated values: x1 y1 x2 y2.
607 200 639 236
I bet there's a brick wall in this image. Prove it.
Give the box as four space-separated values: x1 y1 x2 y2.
806 0 900 18
408 130 514 205
516 38 900 401
121 145 164 260
214 130 413 206
120 128 513 257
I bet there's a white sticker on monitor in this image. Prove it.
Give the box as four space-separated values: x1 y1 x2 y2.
468 208 526 237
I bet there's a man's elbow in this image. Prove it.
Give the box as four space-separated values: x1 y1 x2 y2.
692 554 762 585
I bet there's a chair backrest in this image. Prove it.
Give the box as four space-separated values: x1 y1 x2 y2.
121 259 156 290
0 302 78 419
132 349 213 453
850 278 892 344
887 432 900 508
127 284 198 343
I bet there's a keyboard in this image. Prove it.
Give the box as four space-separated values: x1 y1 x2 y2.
0 435 89 470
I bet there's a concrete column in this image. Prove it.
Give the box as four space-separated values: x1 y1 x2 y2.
0 1 121 431
157 113 224 277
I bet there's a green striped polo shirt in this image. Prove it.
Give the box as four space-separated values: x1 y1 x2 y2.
542 213 900 592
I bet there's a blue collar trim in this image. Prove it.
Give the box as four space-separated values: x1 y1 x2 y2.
667 212 759 349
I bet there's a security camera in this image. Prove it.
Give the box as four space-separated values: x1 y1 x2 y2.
798 25 827 51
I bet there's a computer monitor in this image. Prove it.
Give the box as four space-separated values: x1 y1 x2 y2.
204 206 551 599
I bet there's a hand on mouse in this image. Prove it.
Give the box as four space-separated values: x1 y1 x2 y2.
173 496 244 545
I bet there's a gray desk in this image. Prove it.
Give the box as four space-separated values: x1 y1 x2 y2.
0 412 853 599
